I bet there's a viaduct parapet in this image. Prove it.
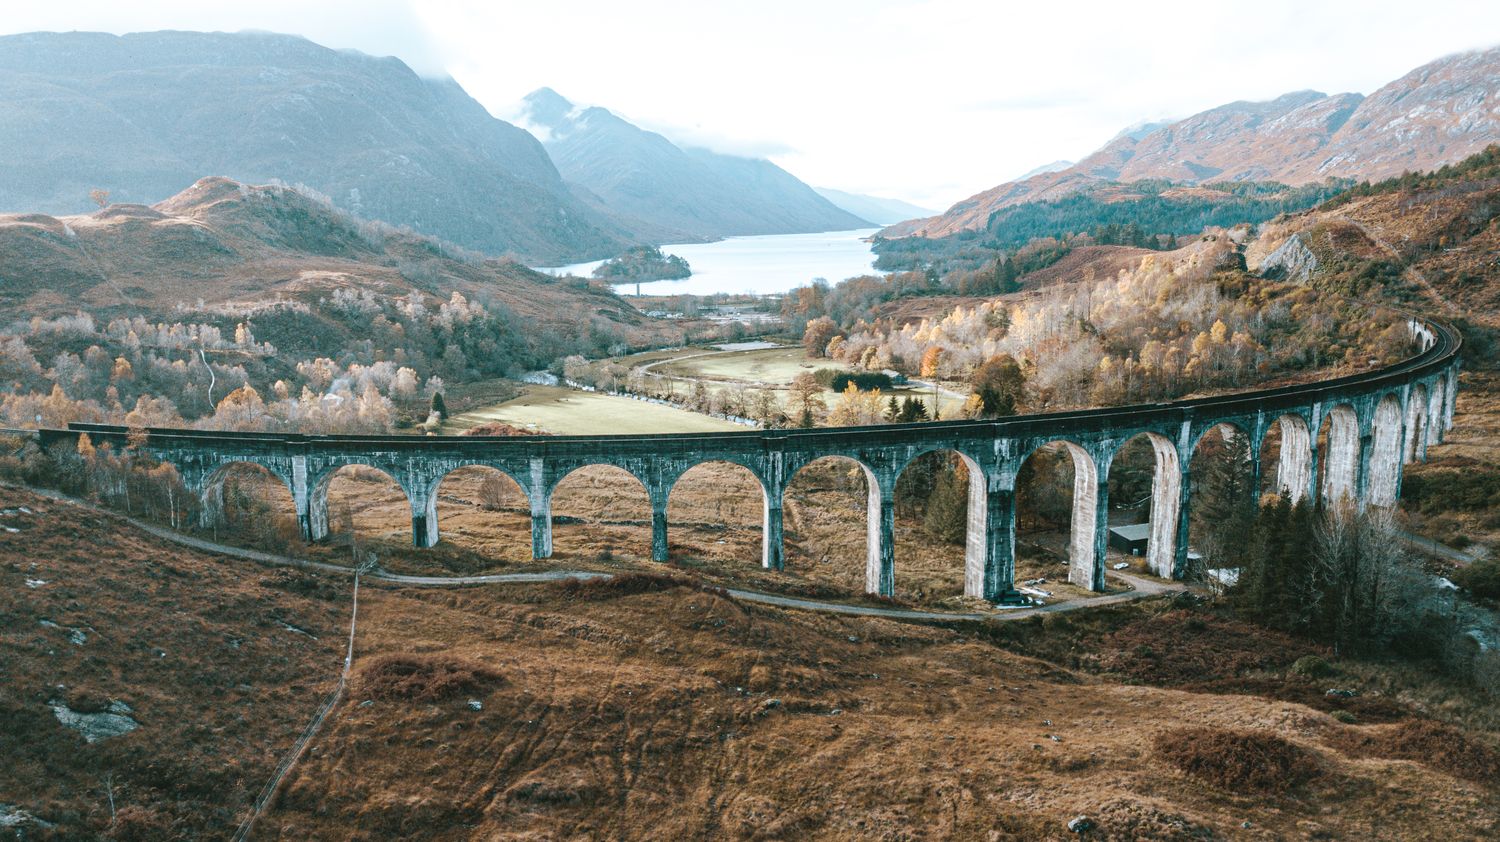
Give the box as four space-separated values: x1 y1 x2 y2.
39 319 1461 603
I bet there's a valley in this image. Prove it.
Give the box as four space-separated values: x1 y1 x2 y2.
1 14 1499 842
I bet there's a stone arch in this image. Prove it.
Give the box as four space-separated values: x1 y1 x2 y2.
426 465 532 558
200 460 298 536
1404 383 1429 463
782 455 890 595
665 460 770 568
309 463 411 547
1109 432 1181 579
1367 393 1404 508
1259 413 1313 504
549 463 653 561
891 448 986 601
1016 440 1101 590
1319 404 1361 506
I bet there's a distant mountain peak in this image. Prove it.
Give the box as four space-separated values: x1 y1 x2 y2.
513 89 869 238
521 87 576 127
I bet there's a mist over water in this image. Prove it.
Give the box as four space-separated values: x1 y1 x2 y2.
538 228 884 296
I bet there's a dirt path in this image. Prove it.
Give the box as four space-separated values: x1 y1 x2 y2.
35 487 1187 623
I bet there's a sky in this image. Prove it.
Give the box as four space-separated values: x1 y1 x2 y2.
4 0 1499 210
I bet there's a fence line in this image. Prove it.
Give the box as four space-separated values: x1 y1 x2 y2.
231 570 362 842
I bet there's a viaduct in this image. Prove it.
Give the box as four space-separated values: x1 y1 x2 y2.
38 319 1461 604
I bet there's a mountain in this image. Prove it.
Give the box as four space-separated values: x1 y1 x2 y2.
0 31 633 264
813 187 935 225
1011 160 1074 181
0 177 667 347
516 88 870 240
886 45 1500 239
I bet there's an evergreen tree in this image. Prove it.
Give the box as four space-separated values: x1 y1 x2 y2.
430 391 448 420
1191 430 1257 576
885 394 901 422
922 458 969 544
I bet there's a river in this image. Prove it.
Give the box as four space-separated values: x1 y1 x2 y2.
537 228 884 296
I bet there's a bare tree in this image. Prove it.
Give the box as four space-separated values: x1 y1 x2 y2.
478 473 510 511
1313 504 1427 656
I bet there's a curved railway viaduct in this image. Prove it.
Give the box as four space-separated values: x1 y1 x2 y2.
39 319 1461 604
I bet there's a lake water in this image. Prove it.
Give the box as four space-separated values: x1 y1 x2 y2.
537 228 884 296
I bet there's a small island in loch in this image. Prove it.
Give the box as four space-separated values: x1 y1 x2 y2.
592 244 692 281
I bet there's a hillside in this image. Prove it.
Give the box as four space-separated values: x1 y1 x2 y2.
0 486 348 839
1246 146 1500 552
889 45 1500 239
6 477 1494 840
0 177 679 427
517 88 870 240
0 177 663 338
0 31 633 264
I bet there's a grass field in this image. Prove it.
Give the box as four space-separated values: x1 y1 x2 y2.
443 384 745 436
646 345 969 417
653 345 842 385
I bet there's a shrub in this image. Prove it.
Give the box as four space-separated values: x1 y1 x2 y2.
1154 727 1322 793
1332 710 1359 724
555 572 692 600
1450 557 1500 600
1331 720 1500 785
108 805 172 842
1098 610 1321 685
1290 655 1335 678
358 653 502 702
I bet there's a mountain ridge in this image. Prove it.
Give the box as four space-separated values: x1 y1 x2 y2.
0 30 635 264
517 88 871 240
886 45 1500 239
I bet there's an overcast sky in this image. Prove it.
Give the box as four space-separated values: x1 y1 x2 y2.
5 0 1499 209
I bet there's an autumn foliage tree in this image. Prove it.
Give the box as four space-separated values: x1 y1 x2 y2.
802 316 842 358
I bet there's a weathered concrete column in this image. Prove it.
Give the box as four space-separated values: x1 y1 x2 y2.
1064 443 1108 592
1355 432 1374 509
529 458 552 559
183 464 217 530
865 484 895 597
1085 451 1111 593
761 488 784 571
1403 389 1428 464
409 484 437 548
1172 466 1193 579
308 479 330 542
1445 367 1459 432
982 473 1022 602
962 463 989 599
650 496 669 563
1305 432 1321 509
291 455 312 540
